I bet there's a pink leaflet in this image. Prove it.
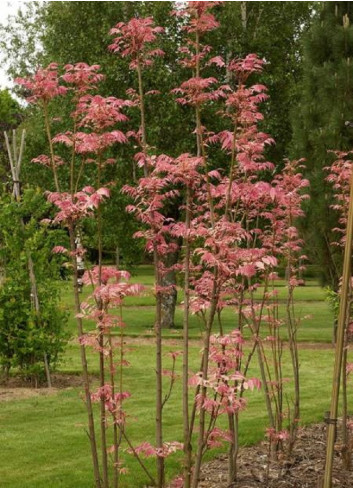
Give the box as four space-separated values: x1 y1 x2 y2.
15 63 67 103
109 17 164 69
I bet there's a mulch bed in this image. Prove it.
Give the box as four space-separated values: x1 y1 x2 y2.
0 372 91 389
0 373 90 401
199 423 353 488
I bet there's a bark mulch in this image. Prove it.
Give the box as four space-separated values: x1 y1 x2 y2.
199 423 353 488
0 373 96 400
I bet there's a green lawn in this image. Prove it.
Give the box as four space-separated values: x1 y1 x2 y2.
61 266 327 308
0 342 344 488
60 267 334 343
0 267 340 487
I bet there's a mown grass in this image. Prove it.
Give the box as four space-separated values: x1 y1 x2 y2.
61 266 327 308
0 342 345 488
0 266 339 487
60 266 334 342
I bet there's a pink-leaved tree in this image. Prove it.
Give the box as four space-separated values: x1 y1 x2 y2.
15 3 310 488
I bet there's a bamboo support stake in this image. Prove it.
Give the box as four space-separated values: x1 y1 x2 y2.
323 164 353 487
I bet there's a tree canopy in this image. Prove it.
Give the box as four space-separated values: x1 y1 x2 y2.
291 1 353 287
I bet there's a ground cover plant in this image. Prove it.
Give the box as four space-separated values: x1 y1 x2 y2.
2 1 353 489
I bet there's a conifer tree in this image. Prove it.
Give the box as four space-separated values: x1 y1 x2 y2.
291 1 353 287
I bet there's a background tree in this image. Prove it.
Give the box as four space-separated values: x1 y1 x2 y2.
291 1 353 288
0 90 23 182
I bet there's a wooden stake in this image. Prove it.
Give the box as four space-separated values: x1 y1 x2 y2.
323 163 353 487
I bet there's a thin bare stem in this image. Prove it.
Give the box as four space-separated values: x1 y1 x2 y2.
69 223 101 487
96 158 109 488
153 241 165 487
136 58 148 178
183 186 192 487
192 272 219 487
43 102 60 192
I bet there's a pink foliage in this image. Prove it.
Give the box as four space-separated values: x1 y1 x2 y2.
62 62 105 93
326 151 353 246
109 17 164 69
32 154 66 168
131 441 183 459
91 384 131 421
75 95 131 130
46 186 110 223
175 2 222 34
15 63 67 103
52 246 68 255
206 427 233 448
266 428 290 442
20 3 311 481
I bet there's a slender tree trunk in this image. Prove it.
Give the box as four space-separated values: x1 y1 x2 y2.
285 212 300 455
5 129 52 388
136 52 165 485
161 245 179 329
69 223 101 487
183 187 192 487
240 1 247 31
257 342 275 429
99 331 109 488
97 163 109 488
154 242 165 487
227 412 239 484
137 59 148 178
228 414 235 483
108 332 120 488
115 245 120 270
192 275 218 488
323 165 353 487
286 287 300 456
27 252 52 388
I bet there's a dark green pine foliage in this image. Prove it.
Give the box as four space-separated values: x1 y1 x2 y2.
291 2 353 288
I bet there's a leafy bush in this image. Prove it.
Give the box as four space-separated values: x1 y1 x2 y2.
0 187 68 383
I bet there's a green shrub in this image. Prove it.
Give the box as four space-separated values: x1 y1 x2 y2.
0 187 69 383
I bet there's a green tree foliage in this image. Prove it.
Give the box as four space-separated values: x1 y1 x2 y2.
291 2 353 287
0 90 23 181
0 1 46 80
0 187 68 383
0 89 21 126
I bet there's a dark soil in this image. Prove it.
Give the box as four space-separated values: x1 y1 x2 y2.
199 423 353 488
0 372 93 389
0 373 98 400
